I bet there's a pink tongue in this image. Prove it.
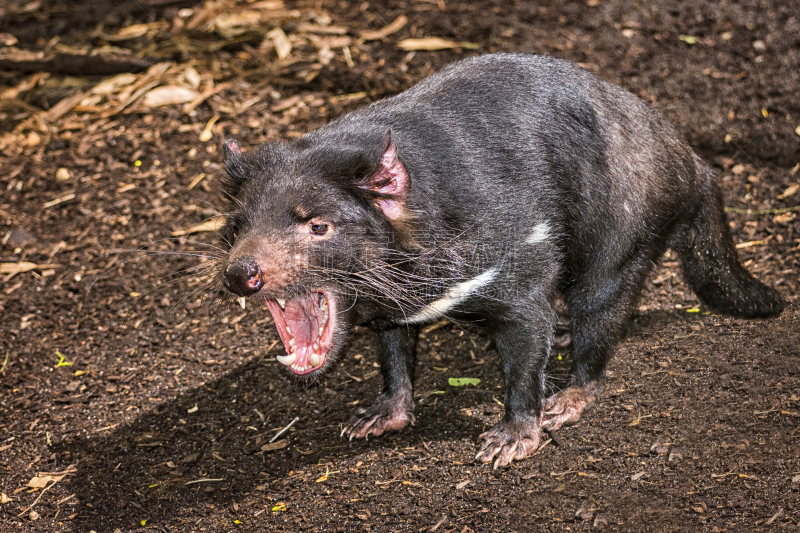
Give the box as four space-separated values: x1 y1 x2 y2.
284 297 321 348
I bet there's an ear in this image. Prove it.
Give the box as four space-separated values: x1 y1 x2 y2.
360 132 409 220
223 138 247 183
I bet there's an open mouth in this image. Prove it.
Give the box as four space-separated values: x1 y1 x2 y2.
264 291 335 375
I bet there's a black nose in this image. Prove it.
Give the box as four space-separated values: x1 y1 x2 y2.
223 256 263 296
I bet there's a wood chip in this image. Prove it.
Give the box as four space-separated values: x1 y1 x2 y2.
267 27 292 59
260 438 289 452
0 262 58 275
360 15 408 41
397 37 477 51
142 85 199 107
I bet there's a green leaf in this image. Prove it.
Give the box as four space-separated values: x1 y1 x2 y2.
448 377 481 387
679 34 697 45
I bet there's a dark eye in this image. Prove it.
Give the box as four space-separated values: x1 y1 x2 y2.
310 223 329 236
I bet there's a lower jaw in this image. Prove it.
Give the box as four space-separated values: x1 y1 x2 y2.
276 349 327 374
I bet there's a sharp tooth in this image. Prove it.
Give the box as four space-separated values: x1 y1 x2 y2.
285 326 292 335
310 353 320 366
276 353 296 366
319 326 324 336
288 338 296 347
313 342 319 351
237 296 246 309
277 298 286 309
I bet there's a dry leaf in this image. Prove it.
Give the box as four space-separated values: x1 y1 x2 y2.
143 85 199 107
109 23 151 41
261 439 289 452
631 471 646 481
0 262 58 275
0 493 11 504
90 73 138 96
267 27 292 59
360 15 408 41
27 474 65 489
171 217 226 237
43 91 87 122
397 37 477 51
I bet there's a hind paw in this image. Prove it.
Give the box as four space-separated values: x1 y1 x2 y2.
342 394 414 440
540 381 600 431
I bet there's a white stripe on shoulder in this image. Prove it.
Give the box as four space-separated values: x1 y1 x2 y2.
525 222 550 245
402 267 498 324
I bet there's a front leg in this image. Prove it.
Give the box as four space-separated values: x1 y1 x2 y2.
342 325 417 440
476 303 554 468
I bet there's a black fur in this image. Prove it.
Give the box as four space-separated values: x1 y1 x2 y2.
220 53 783 467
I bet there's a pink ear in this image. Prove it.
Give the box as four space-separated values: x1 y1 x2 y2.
362 134 409 220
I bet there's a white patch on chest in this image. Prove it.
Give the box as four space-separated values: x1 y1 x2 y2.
402 267 498 324
525 222 550 245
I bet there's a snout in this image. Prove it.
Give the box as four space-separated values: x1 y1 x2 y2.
223 256 263 296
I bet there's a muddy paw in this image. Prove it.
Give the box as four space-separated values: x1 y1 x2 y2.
475 416 541 469
540 381 600 431
341 394 414 440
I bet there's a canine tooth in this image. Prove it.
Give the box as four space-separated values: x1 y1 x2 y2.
277 298 286 309
237 296 246 309
310 352 320 366
276 353 296 366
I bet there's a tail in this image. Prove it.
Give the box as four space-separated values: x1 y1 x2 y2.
676 164 784 318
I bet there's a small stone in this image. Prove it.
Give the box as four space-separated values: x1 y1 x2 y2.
593 515 608 530
650 442 669 455
752 40 766 51
56 167 71 181
29 510 39 521
5 229 36 247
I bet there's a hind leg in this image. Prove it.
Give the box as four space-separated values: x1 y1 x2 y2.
541 259 655 431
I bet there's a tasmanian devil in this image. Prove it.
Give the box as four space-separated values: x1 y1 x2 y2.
218 53 783 468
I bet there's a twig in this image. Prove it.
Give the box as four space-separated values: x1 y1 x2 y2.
185 478 224 485
0 353 8 374
18 480 57 517
270 416 299 443
56 493 76 506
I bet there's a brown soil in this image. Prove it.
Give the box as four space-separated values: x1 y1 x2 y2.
1 0 799 531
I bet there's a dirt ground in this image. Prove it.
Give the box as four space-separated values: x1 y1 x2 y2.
1 0 799 531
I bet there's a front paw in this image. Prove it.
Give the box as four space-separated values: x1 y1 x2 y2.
475 415 541 469
341 394 414 440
